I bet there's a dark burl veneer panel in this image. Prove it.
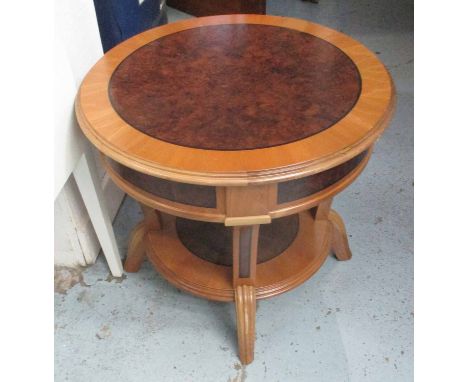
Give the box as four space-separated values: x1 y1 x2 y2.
109 24 361 151
238 226 253 278
176 214 299 266
116 163 217 208
278 151 368 204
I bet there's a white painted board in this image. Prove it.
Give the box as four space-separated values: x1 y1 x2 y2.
54 0 103 197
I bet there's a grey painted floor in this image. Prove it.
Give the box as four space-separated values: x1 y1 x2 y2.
55 1 413 381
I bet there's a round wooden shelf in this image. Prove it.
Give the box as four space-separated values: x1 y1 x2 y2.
146 211 331 302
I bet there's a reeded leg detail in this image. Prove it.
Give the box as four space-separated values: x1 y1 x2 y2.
124 204 162 272
329 209 352 261
235 285 256 365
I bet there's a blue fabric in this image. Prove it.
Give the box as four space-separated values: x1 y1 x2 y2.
93 0 166 52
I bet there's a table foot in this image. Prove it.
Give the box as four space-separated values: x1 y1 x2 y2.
124 221 148 272
235 285 256 365
124 204 162 273
329 209 352 261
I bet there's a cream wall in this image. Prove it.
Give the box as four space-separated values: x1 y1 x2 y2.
54 0 124 267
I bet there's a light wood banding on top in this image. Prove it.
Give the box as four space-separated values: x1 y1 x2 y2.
76 14 395 187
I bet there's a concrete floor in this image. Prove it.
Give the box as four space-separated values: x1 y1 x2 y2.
55 1 413 381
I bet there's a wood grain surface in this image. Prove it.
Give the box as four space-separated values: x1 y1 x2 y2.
145 211 332 301
109 24 361 151
76 14 395 186
175 214 299 265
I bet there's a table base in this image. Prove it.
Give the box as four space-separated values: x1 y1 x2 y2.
124 202 352 364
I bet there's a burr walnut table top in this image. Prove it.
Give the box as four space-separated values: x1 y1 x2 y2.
108 24 361 151
76 14 395 186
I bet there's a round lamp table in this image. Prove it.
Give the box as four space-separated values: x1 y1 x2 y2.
76 15 395 365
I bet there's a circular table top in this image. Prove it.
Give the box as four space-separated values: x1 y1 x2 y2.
109 24 361 151
76 14 395 186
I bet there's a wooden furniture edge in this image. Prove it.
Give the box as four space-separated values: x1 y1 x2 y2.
75 14 396 187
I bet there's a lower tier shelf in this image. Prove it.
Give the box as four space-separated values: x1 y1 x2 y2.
145 211 332 302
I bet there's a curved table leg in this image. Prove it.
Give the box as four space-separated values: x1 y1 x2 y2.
231 223 260 364
329 209 352 261
235 285 256 365
124 204 162 272
124 221 149 272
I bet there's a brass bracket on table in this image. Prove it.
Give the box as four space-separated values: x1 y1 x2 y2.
224 215 271 226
